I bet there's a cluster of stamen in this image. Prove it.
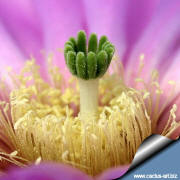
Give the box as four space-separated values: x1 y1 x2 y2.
0 53 179 176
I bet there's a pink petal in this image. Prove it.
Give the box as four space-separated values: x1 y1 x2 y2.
33 0 87 75
169 126 180 140
0 0 44 64
161 52 180 95
96 165 129 180
0 163 93 180
126 0 180 84
0 23 25 78
83 0 160 62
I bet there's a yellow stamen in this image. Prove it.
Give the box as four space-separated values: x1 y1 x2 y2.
0 54 179 176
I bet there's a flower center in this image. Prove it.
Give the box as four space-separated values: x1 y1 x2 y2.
0 55 179 176
11 68 150 175
1 58 151 175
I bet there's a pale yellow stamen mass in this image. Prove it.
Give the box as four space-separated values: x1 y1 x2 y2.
0 55 179 176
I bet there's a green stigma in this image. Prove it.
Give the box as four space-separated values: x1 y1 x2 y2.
64 30 115 80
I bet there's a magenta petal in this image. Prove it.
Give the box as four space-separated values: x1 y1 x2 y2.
83 0 160 61
0 0 43 62
126 0 180 83
170 126 180 140
0 163 93 180
0 23 25 78
96 165 129 180
33 0 87 71
83 0 127 60
123 0 160 48
161 52 180 91
158 53 180 106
